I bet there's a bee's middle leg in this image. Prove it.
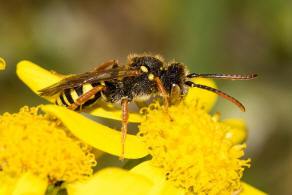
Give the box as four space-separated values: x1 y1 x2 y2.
119 98 129 161
67 85 105 110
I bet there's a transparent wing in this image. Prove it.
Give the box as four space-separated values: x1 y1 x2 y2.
39 68 141 96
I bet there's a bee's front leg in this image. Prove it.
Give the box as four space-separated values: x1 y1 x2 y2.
170 84 182 105
120 98 129 161
154 77 169 112
155 77 174 121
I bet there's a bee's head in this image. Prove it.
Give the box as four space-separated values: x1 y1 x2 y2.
128 55 164 81
161 62 189 94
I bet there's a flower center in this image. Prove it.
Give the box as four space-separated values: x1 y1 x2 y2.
0 106 96 183
139 102 250 194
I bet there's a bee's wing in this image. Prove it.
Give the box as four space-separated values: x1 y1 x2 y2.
39 68 141 96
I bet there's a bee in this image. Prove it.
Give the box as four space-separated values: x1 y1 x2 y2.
39 54 258 159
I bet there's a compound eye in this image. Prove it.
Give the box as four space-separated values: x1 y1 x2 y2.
148 73 154 81
140 66 148 73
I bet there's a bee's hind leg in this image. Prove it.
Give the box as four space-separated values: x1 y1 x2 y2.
50 60 120 78
91 60 120 72
50 70 75 79
67 85 105 110
119 99 129 161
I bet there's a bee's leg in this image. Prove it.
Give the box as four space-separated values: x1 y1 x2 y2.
50 70 75 79
120 98 129 161
170 84 182 105
154 77 169 112
68 86 105 110
91 60 120 72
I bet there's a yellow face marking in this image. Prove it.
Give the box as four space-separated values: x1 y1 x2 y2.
148 73 154 81
140 66 148 73
160 67 163 70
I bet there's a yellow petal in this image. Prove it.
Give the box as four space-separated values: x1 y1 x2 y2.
16 60 141 122
148 183 185 195
222 118 247 145
0 173 16 195
16 60 61 102
131 161 164 183
185 78 217 112
0 172 48 195
131 161 185 195
13 172 48 195
0 57 6 70
41 104 148 159
240 182 267 195
85 101 142 123
66 168 153 195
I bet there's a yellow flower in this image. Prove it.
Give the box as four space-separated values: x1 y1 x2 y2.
0 57 6 70
66 163 266 195
129 161 267 195
0 106 97 194
135 103 251 194
16 60 266 194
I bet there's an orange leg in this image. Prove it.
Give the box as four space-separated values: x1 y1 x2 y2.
91 60 120 72
50 70 75 78
155 77 169 112
68 85 105 110
50 60 119 78
119 99 129 160
170 84 182 105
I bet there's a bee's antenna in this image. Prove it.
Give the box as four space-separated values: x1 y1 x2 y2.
185 81 245 112
186 73 258 80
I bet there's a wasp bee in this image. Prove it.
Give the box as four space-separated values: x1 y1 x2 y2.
39 54 257 159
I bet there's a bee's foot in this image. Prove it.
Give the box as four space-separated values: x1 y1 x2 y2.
119 154 125 161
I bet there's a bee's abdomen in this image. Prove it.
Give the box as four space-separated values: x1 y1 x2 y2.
55 83 101 110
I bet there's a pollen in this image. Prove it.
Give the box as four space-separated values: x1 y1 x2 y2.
139 102 250 194
0 106 96 183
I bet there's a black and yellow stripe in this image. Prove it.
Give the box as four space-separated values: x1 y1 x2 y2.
55 83 101 110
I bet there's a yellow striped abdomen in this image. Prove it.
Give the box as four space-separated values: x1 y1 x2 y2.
55 83 101 110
